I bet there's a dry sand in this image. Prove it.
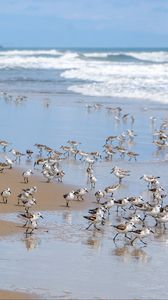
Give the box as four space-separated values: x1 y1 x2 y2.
0 290 37 299
0 167 93 232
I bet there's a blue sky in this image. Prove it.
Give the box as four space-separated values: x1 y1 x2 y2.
0 0 167 48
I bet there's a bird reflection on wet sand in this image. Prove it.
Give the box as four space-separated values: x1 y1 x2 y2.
23 236 41 251
82 232 102 251
112 245 150 264
62 211 72 225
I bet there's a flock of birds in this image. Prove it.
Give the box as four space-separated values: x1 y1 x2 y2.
83 173 168 246
0 100 168 246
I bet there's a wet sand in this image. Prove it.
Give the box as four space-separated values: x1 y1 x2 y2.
0 94 168 299
0 167 94 300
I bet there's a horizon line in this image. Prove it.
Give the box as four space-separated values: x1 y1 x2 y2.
1 45 168 50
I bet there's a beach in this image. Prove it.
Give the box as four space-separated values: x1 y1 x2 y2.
0 48 168 299
0 165 93 300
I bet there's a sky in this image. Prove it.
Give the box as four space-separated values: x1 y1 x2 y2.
0 0 167 48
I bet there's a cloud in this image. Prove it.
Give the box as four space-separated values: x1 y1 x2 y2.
0 0 168 34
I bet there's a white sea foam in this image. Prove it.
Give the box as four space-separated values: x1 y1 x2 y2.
61 59 168 103
0 49 167 103
0 49 63 56
126 51 168 63
0 51 83 69
83 52 110 58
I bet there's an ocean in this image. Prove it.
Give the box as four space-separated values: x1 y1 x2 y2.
0 47 168 103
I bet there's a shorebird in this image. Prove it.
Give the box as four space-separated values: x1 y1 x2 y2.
0 140 11 151
4 156 14 169
104 184 120 197
19 212 43 227
22 197 37 212
90 151 101 161
143 203 162 220
44 145 55 156
101 198 114 216
111 166 130 184
0 162 9 171
23 186 37 195
67 140 81 149
54 170 65 182
88 206 106 216
9 149 25 162
124 214 143 225
22 169 33 183
85 156 95 165
117 132 126 146
115 146 127 159
140 174 160 189
127 151 139 161
42 161 52 172
74 188 88 201
34 158 48 169
60 145 72 156
89 175 97 189
105 135 117 144
86 166 94 178
17 192 28 205
155 212 168 229
17 186 37 205
153 140 168 149
126 129 137 142
128 196 144 210
131 227 154 246
104 147 116 160
95 190 106 203
112 221 135 242
25 219 38 236
83 207 105 230
1 187 11 203
77 150 88 161
42 169 55 183
63 191 75 207
26 149 34 160
132 202 151 214
114 197 129 213
34 143 46 155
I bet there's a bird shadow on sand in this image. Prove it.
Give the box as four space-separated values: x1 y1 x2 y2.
59 204 71 208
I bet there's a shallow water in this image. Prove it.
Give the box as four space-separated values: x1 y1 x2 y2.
0 91 168 189
0 210 168 299
0 68 168 299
